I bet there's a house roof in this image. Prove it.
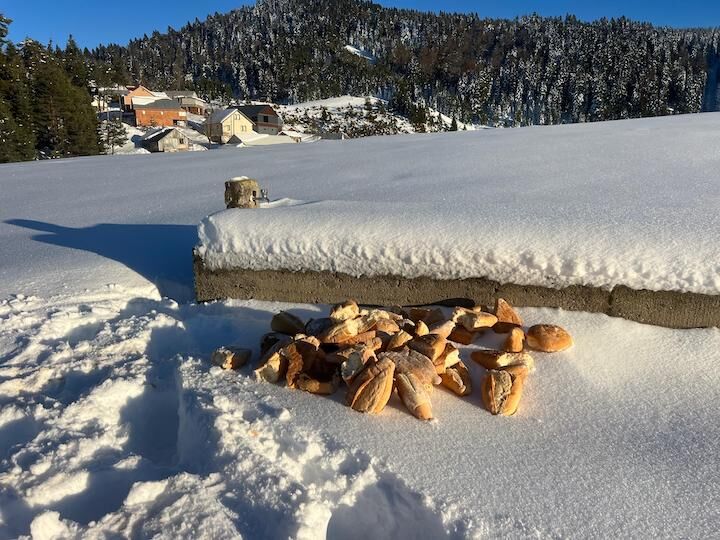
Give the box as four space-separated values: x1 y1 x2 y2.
133 99 183 110
141 127 181 142
207 108 248 124
234 104 278 118
167 90 199 99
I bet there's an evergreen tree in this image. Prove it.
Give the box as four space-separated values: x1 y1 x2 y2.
450 115 458 131
99 118 128 154
0 18 100 162
61 35 90 88
0 14 9 44
24 40 100 158
0 42 36 160
0 97 24 162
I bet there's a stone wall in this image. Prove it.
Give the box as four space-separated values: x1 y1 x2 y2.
193 253 720 329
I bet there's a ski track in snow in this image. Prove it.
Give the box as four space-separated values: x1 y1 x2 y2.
0 289 464 539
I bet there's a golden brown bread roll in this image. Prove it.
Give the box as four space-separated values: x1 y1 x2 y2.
346 358 395 414
439 360 472 396
329 299 360 322
414 320 429 336
254 341 289 383
379 349 441 387
526 324 573 352
211 347 251 370
471 350 534 371
386 330 413 351
481 365 528 416
396 372 433 420
375 318 401 334
319 318 360 343
494 298 523 326
428 319 456 339
452 307 498 331
503 327 525 353
448 325 476 345
282 337 321 388
408 334 448 364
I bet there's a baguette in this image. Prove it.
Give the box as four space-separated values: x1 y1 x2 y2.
481 365 528 416
346 358 395 414
396 372 433 420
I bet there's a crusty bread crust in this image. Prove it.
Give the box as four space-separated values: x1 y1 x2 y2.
526 324 573 352
440 360 472 396
494 298 523 326
503 327 525 352
346 358 395 413
329 299 360 322
396 372 433 420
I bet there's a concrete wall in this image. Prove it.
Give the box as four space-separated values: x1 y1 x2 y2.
193 252 720 329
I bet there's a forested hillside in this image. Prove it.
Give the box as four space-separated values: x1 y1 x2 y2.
92 0 720 126
0 16 100 162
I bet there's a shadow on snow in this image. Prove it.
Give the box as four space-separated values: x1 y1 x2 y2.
5 219 197 302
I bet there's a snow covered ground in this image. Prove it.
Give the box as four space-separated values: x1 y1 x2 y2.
200 112 720 295
1 114 720 538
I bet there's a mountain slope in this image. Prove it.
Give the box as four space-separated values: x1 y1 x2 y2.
91 0 720 126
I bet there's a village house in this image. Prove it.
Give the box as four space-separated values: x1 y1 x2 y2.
134 99 187 127
205 109 256 143
166 91 209 115
233 104 283 135
140 127 190 153
121 85 168 111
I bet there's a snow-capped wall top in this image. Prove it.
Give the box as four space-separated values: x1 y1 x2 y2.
197 113 720 295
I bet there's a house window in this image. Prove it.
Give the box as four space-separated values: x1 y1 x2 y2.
263 115 269 123
179 138 185 144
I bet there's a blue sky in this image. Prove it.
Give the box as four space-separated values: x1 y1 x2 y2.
2 1 719 50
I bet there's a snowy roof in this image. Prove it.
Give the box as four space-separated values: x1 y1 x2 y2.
207 108 245 124
234 104 278 118
140 127 180 142
166 90 198 99
133 99 183 110
130 96 162 107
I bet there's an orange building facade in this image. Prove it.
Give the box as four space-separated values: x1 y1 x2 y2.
134 107 188 127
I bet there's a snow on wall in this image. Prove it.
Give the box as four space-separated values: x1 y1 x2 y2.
197 113 720 295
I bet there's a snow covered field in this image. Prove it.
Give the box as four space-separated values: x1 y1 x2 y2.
1 114 720 538
200 112 720 295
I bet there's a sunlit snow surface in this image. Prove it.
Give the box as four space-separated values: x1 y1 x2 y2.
1 114 720 538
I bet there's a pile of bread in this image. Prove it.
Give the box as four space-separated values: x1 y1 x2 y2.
212 298 573 420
